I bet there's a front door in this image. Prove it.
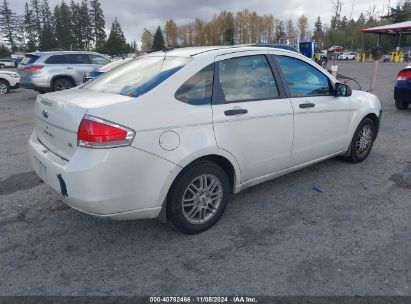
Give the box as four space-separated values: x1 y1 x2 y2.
274 55 350 166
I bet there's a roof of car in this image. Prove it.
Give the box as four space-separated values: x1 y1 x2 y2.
146 45 294 58
27 51 100 56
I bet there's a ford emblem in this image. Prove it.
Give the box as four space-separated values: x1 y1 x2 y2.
42 109 49 119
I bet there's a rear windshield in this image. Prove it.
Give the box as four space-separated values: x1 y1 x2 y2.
81 56 191 97
20 54 40 65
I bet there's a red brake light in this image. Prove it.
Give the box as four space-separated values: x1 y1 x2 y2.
78 116 135 148
397 70 411 81
23 65 44 71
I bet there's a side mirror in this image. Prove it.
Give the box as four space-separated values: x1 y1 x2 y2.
334 83 352 97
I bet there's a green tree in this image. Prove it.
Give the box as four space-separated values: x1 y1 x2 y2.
152 26 165 51
0 44 11 57
313 16 324 41
89 0 106 50
105 18 128 55
30 0 42 44
23 2 37 51
0 0 19 51
54 2 73 49
39 0 56 51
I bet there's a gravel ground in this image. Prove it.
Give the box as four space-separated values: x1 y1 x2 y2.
0 62 410 296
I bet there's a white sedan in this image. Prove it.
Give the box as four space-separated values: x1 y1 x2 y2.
338 52 357 60
28 46 382 234
0 71 20 94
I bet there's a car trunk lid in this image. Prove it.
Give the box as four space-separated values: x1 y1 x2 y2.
34 88 134 160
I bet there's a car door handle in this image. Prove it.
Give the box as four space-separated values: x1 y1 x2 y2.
224 109 248 116
66 67 73 70
299 102 315 108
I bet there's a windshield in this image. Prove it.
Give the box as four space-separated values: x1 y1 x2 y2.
81 56 191 97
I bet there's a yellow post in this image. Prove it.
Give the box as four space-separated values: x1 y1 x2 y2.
391 52 395 62
369 53 372 61
362 53 365 62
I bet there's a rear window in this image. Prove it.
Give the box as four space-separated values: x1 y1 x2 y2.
81 56 191 97
20 55 40 65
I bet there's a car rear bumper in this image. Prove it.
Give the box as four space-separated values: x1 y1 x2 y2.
394 86 411 101
28 130 180 220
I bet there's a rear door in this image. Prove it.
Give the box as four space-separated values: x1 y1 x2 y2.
64 54 92 85
211 52 294 184
273 54 350 166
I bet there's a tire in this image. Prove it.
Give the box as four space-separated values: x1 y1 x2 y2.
167 160 230 234
52 77 75 92
347 118 376 163
0 80 10 94
395 99 409 110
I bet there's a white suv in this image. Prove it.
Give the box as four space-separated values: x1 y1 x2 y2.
28 46 382 234
0 70 20 94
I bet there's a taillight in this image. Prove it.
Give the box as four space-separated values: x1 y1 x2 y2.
77 115 135 148
23 65 44 71
397 70 411 81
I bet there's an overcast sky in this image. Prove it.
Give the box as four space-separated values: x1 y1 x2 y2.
11 0 391 43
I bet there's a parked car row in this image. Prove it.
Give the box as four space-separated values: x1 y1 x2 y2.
28 46 383 234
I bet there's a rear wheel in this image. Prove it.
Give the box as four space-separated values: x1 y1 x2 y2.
167 161 230 234
347 118 376 163
395 99 409 110
52 77 74 92
0 80 10 94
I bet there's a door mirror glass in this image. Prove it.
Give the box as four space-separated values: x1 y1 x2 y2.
334 83 352 97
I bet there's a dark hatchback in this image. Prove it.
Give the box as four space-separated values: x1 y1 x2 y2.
394 65 411 110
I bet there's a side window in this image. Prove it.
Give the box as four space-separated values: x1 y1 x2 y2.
45 55 66 64
89 54 110 65
275 56 332 97
175 64 214 105
218 55 279 103
65 54 89 64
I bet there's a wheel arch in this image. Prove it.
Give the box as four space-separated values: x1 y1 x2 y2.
0 77 10 86
51 75 77 88
159 151 241 223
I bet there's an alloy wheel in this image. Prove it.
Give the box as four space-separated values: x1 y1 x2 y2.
355 125 373 158
56 79 72 91
0 83 8 94
181 174 223 224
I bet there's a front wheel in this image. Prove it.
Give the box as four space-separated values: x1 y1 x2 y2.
347 118 376 163
167 161 230 234
0 80 10 94
395 99 409 110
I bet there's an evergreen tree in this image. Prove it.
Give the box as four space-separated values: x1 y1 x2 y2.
80 0 93 49
105 18 128 55
54 2 73 49
39 0 56 50
89 0 106 50
0 0 19 51
152 26 165 51
23 2 36 51
30 0 42 44
313 16 324 41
